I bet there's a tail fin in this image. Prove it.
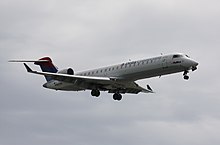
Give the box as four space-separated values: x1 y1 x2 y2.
34 57 58 81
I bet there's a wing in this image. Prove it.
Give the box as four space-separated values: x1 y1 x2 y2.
107 81 154 94
24 63 153 94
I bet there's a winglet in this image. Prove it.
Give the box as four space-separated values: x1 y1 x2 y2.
23 63 33 72
147 85 152 91
147 85 155 93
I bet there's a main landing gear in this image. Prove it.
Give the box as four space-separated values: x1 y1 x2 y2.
91 89 100 97
183 70 189 80
113 93 122 101
91 89 123 101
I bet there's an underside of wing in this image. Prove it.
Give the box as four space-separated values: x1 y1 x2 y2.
107 82 154 94
24 63 153 94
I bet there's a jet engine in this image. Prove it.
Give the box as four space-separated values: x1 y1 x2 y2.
58 68 74 75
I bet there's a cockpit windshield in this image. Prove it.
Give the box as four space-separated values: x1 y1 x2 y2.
173 54 182 58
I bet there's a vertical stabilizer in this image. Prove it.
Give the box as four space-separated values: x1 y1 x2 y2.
34 57 58 81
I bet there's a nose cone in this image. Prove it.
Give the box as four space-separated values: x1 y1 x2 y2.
182 57 198 71
191 60 198 71
192 60 199 66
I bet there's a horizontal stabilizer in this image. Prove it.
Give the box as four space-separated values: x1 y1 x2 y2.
9 60 49 63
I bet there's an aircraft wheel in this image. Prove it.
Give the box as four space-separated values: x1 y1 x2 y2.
113 93 122 101
184 75 189 80
91 89 100 97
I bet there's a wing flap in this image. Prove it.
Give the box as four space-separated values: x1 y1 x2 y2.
126 82 154 93
107 82 154 94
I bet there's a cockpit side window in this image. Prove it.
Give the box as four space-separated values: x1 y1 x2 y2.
185 55 190 58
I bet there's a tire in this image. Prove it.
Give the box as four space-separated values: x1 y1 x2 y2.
113 93 122 101
184 75 189 80
91 89 100 97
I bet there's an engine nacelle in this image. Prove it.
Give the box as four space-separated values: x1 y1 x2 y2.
58 68 74 75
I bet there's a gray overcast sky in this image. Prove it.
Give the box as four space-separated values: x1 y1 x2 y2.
1 0 220 145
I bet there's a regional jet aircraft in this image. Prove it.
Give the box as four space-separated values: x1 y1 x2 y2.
9 53 198 101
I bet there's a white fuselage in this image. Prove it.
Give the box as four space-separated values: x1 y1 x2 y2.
43 53 198 91
77 54 197 81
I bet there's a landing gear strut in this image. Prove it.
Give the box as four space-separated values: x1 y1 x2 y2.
183 70 189 80
113 93 122 101
91 89 100 97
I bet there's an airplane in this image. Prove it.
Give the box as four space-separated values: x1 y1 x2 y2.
9 53 198 101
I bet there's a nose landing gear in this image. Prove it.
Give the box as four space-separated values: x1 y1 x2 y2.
183 70 189 80
192 66 197 71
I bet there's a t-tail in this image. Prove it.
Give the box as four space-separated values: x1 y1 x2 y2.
34 57 58 81
9 57 58 82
